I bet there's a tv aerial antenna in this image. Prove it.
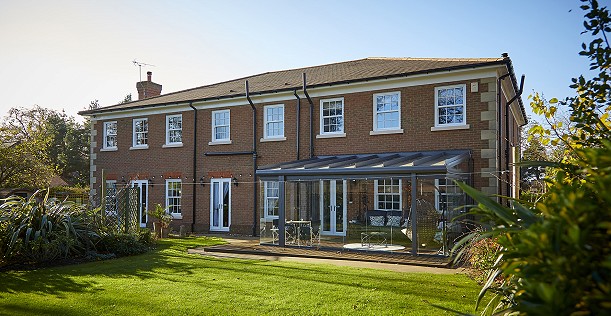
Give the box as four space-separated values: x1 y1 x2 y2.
132 60 155 82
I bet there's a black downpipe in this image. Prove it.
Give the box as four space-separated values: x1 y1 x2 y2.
188 102 197 232
293 90 301 219
302 73 314 158
496 73 510 198
504 75 525 201
245 80 258 236
293 90 301 160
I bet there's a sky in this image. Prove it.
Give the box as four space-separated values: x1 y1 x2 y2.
0 0 594 123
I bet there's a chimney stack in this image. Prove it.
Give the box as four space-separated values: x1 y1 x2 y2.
137 71 162 100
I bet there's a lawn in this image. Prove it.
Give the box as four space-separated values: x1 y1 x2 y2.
0 237 481 315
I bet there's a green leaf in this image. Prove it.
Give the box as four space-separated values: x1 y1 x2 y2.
457 181 518 223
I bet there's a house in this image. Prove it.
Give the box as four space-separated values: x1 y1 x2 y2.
79 55 526 255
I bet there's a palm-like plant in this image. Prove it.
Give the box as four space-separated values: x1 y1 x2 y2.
0 190 97 263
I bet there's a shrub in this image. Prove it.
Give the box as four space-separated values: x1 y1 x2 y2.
0 190 97 264
95 231 152 257
135 228 154 245
463 234 501 285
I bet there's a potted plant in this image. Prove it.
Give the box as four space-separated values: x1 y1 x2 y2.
149 204 172 238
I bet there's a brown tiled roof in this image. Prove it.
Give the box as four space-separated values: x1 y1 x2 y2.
80 57 509 115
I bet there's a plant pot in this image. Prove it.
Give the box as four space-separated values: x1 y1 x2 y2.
161 227 169 238
153 222 162 238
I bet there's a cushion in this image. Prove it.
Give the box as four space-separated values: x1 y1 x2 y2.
369 215 385 227
386 215 402 227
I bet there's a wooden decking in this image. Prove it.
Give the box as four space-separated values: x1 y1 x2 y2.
199 235 453 268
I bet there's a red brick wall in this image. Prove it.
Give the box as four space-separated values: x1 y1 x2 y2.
92 77 521 235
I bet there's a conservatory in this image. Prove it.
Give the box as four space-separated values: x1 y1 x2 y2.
256 150 473 256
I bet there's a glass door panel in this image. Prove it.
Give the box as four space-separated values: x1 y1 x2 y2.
335 180 345 234
320 180 346 236
210 178 231 231
222 181 230 228
212 182 220 228
130 180 148 228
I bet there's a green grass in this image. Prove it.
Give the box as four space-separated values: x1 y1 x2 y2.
0 237 481 315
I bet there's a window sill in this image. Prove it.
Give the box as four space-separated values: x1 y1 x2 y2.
100 147 118 152
316 133 346 139
370 129 404 136
260 137 286 143
162 143 183 148
171 214 183 220
430 124 470 132
129 145 149 150
208 140 232 146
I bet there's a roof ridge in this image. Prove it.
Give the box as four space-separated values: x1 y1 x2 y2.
366 57 502 61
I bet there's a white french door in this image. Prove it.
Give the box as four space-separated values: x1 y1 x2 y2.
130 180 148 227
210 178 231 232
320 180 347 236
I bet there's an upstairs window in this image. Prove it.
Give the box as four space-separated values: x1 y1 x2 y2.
166 180 182 217
373 92 401 131
103 121 117 149
435 85 466 127
212 110 230 143
320 98 344 135
264 105 284 139
374 179 402 211
132 118 148 148
166 114 182 145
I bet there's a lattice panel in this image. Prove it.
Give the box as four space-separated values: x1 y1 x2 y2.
104 187 140 234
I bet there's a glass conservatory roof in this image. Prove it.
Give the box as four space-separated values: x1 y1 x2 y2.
256 150 471 180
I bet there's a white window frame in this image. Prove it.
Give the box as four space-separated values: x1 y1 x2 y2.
165 114 183 147
263 104 285 141
263 181 279 219
103 121 118 150
434 178 464 213
374 179 402 211
210 109 231 144
372 92 403 134
318 97 346 137
131 118 149 149
166 179 182 219
434 84 468 129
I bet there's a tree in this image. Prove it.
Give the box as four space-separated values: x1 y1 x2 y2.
455 1 611 314
0 137 54 189
0 106 90 187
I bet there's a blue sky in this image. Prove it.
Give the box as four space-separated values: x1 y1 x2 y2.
0 0 593 122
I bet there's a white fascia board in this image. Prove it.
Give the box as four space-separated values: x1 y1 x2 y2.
93 103 192 121
94 65 502 120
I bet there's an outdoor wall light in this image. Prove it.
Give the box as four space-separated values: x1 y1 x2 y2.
232 177 238 187
199 176 205 187
121 176 127 184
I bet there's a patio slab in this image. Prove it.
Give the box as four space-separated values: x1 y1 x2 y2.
193 234 455 270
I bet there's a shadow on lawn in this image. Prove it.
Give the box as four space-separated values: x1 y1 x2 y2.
0 238 212 298
0 237 476 312
195 256 475 302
